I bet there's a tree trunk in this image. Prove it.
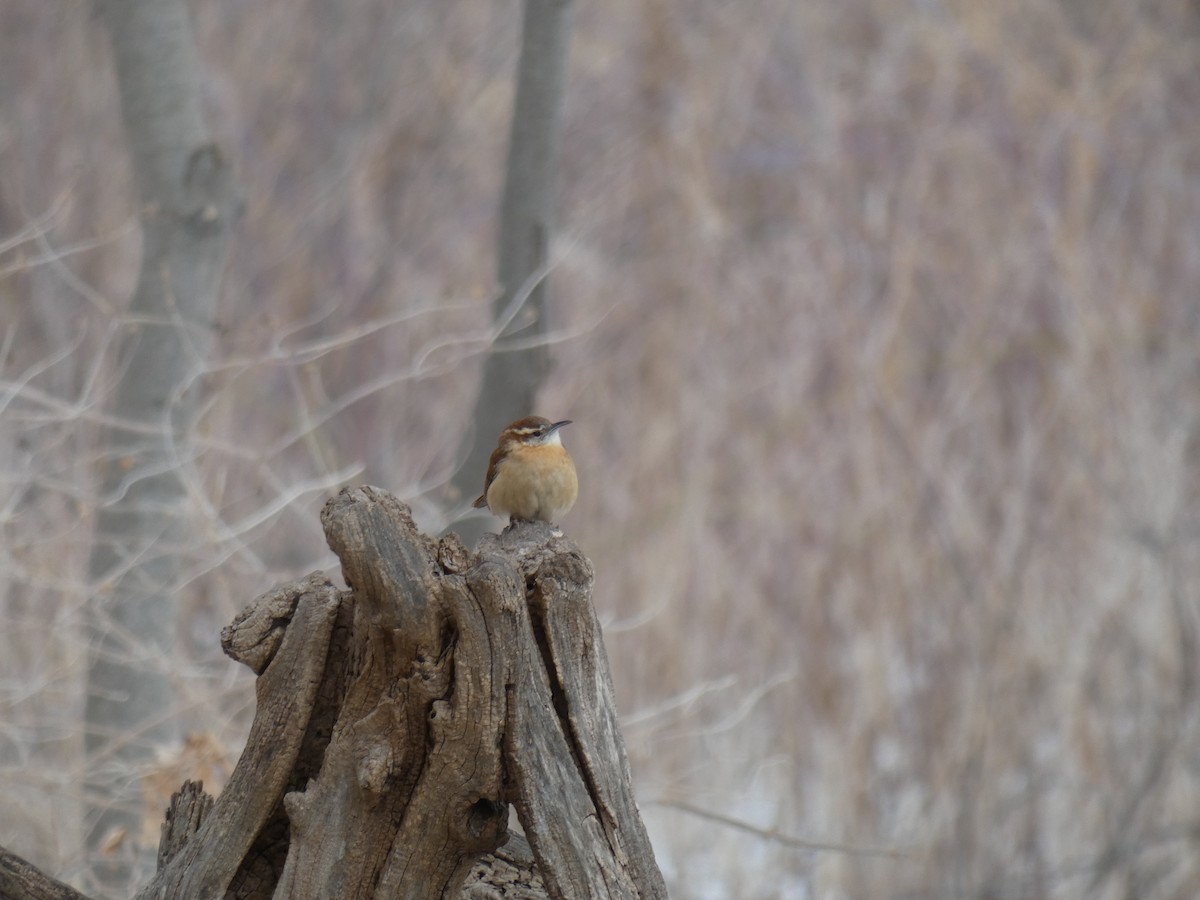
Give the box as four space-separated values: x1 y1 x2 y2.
84 0 239 891
7 487 666 898
451 0 576 538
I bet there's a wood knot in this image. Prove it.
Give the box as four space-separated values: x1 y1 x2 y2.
438 534 472 573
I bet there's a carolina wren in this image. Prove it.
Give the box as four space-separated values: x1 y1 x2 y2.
473 416 578 524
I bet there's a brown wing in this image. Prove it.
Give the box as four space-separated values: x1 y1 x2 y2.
473 442 508 508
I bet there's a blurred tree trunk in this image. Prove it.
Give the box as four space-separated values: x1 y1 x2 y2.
450 0 575 537
2 488 667 899
84 0 238 892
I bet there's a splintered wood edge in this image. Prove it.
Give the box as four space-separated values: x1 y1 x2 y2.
157 780 213 869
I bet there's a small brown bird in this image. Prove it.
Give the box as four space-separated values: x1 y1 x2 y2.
473 416 578 524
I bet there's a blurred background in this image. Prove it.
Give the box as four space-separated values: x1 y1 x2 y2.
4 0 1200 896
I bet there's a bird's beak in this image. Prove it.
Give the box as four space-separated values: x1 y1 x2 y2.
551 420 572 431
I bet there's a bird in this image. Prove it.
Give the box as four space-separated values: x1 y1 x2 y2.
473 416 578 524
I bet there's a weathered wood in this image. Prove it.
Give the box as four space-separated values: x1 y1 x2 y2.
135 576 343 900
0 847 91 900
0 487 664 899
286 486 664 898
459 833 547 898
494 528 668 899
156 780 212 869
276 487 518 898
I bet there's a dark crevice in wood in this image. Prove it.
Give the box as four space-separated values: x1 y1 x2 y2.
526 577 601 819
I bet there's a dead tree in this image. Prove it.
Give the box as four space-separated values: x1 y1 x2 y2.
86 0 239 887
450 0 576 546
0 486 666 899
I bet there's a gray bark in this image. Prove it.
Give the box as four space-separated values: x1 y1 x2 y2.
3 487 666 899
452 0 576 538
84 0 239 891
0 848 91 900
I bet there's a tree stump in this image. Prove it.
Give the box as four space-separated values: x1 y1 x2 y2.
0 486 666 899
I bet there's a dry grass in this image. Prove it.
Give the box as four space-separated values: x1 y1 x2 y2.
3 0 1200 896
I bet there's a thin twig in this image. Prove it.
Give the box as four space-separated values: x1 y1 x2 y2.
651 798 914 861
